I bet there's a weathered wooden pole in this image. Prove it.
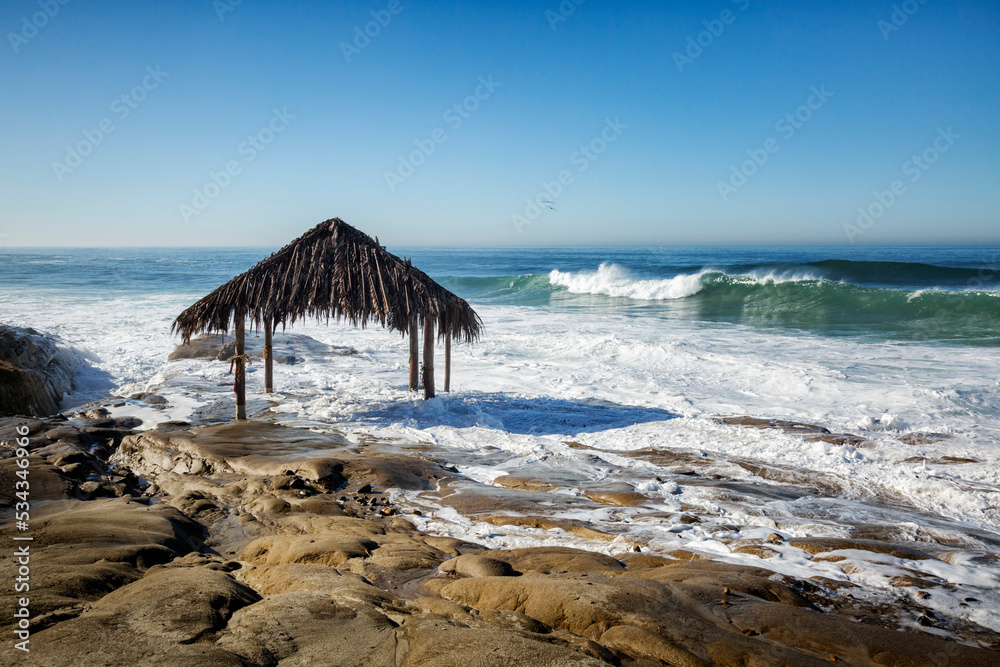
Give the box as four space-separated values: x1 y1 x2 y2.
444 332 451 393
408 315 419 392
264 317 274 394
235 315 247 420
422 317 435 399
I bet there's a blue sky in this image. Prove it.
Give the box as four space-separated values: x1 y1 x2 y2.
0 0 997 247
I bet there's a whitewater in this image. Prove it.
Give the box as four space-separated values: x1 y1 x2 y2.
2 245 1000 635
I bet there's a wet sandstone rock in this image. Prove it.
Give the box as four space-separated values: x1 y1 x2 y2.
5 418 998 666
438 554 518 578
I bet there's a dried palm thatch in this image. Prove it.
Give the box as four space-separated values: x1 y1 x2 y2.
171 218 482 344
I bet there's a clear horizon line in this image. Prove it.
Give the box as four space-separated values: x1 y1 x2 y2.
4 242 1000 250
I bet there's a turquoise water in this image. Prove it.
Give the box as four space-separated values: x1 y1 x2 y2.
2 245 998 346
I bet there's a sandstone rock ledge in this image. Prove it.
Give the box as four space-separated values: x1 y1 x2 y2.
1 417 997 666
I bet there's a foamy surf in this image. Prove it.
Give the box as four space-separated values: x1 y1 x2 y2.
549 262 710 300
548 262 833 302
111 312 1000 636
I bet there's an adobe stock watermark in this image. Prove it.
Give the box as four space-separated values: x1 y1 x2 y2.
878 0 929 40
923 252 1000 315
951 254 1000 317
52 66 169 182
717 85 833 202
511 117 627 233
673 0 751 73
844 127 958 243
214 0 243 22
341 0 405 64
546 0 586 31
178 107 295 223
384 75 501 192
7 0 72 54
963 253 1000 294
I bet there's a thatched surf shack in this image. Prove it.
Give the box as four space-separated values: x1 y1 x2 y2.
172 218 482 420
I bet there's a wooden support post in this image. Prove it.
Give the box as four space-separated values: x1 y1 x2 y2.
408 315 419 392
444 332 451 393
264 318 273 394
422 317 435 400
235 315 247 420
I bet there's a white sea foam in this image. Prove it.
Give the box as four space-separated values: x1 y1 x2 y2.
548 262 828 302
549 263 708 300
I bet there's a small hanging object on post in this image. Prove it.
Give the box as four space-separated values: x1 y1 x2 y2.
422 317 435 399
228 352 252 385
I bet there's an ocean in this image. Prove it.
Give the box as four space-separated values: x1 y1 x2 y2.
3 244 1000 632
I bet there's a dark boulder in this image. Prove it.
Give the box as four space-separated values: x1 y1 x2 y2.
0 325 81 417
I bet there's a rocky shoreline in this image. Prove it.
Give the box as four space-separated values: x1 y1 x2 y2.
2 411 998 666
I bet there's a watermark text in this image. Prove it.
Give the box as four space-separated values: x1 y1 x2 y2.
845 126 958 242
179 107 294 222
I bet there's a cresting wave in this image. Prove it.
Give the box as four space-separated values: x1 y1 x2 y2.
439 260 1000 344
550 263 711 300
544 262 1000 344
549 260 1000 297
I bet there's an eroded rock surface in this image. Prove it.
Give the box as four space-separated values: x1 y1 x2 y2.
2 418 998 666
